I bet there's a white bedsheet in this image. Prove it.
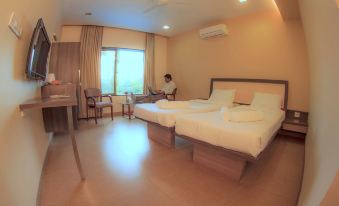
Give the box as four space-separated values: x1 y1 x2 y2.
175 107 285 157
134 100 224 127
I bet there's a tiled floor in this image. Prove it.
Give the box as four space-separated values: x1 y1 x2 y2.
39 117 305 206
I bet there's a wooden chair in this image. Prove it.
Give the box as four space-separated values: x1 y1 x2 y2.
84 88 113 124
166 88 177 101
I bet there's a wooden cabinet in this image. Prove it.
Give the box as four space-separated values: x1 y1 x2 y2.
279 110 308 138
48 42 81 119
41 84 78 132
49 42 80 84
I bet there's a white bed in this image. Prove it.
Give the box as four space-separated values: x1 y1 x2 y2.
134 100 224 128
175 106 285 158
173 78 289 180
134 88 235 148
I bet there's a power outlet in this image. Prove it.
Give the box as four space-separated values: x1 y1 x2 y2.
294 112 301 118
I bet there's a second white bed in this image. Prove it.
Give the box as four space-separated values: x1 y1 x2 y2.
175 106 285 158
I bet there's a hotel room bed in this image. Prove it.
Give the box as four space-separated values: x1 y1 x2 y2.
175 107 285 158
173 78 289 180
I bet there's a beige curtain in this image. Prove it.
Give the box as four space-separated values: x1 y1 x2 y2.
144 33 155 94
79 26 103 118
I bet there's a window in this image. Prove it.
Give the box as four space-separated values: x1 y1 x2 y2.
100 48 145 95
101 50 116 94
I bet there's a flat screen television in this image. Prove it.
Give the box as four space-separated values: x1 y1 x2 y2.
26 18 51 80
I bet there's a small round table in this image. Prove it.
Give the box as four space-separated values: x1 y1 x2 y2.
122 101 134 119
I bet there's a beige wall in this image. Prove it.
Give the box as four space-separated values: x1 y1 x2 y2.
298 0 339 205
61 26 147 50
60 26 168 112
168 11 309 111
0 0 62 206
102 27 146 50
60 25 82 42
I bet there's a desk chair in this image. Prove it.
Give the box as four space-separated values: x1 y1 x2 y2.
84 88 113 124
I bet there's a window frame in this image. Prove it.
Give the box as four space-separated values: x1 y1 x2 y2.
101 47 145 96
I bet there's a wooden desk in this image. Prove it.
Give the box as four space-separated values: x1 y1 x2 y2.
20 97 85 180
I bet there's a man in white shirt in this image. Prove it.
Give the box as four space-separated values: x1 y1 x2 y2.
148 74 176 102
156 74 176 95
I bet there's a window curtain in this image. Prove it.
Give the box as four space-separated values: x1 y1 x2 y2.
79 26 103 118
144 33 155 94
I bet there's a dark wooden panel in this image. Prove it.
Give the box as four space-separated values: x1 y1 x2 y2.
41 84 76 98
284 110 308 126
41 84 78 132
279 129 306 139
193 143 247 181
147 122 175 148
49 42 80 84
48 42 81 120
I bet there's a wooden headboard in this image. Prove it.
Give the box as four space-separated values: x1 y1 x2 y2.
210 78 289 111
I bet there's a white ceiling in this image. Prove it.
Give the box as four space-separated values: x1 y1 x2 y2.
61 0 276 36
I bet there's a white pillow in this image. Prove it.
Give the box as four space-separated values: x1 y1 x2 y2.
209 89 235 107
251 92 282 110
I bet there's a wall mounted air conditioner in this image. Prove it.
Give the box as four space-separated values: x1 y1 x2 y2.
199 24 228 39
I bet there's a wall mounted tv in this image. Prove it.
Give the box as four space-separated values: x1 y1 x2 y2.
26 18 51 80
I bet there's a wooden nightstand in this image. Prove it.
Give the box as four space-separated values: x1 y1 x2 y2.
279 110 308 138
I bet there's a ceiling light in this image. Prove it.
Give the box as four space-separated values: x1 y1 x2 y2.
163 25 170 30
239 0 247 3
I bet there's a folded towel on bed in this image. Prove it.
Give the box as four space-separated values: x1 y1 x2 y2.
156 99 190 109
221 106 264 122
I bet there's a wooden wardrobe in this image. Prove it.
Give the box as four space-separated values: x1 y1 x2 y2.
49 42 80 84
44 42 81 130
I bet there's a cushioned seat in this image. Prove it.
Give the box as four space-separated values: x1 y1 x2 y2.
88 101 113 108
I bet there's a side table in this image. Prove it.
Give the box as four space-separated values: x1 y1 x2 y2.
122 102 134 119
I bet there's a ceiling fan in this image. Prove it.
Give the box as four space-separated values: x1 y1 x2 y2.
143 0 190 14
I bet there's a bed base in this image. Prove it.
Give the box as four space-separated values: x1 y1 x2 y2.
147 122 175 148
178 131 279 181
193 143 247 180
